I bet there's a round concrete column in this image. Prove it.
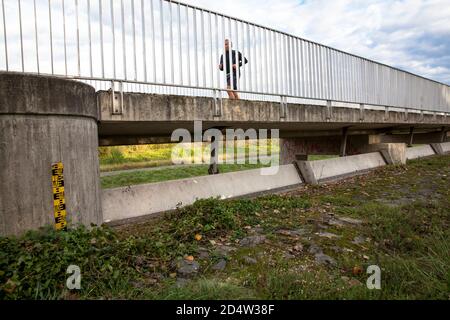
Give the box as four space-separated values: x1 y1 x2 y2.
0 73 102 236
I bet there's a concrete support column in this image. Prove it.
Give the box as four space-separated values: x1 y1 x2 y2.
0 73 102 236
208 135 220 175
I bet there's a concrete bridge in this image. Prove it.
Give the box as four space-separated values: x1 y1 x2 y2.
98 90 450 164
1 0 450 236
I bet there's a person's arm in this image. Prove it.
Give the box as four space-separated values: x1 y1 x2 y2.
219 55 224 71
238 52 248 67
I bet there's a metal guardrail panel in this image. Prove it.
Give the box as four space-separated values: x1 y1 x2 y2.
0 0 449 113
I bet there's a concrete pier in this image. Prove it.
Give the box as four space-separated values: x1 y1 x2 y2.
0 73 102 236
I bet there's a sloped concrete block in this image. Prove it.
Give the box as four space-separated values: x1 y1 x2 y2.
406 145 436 160
431 142 450 155
295 153 387 184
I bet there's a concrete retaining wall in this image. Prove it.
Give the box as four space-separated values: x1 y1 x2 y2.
439 142 450 153
406 145 436 160
102 165 302 223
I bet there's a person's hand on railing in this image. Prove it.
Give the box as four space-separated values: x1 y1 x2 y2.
219 64 223 71
232 64 237 70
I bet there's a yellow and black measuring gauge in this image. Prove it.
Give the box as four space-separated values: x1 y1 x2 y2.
51 162 67 231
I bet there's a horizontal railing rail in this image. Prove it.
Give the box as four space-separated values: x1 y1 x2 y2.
0 0 449 113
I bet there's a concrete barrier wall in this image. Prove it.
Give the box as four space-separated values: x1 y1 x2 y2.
304 152 387 183
440 142 450 153
431 142 450 155
102 165 302 223
406 145 436 160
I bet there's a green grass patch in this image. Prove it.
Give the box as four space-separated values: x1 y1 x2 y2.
101 163 268 189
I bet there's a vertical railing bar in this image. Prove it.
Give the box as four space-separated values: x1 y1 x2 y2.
160 0 166 83
62 0 67 75
215 14 220 90
186 5 191 87
201 9 206 87
33 0 39 73
240 21 246 93
99 0 104 77
274 32 279 94
268 30 274 94
227 18 232 92
316 44 321 99
208 11 213 89
76 0 80 76
150 0 156 82
169 0 174 84
88 0 93 77
288 36 293 96
247 22 252 92
110 0 116 78
177 2 182 85
234 18 239 94
311 42 315 98
141 0 147 82
320 46 325 100
132 0 137 80
264 28 269 94
308 42 313 98
1 0 8 71
295 38 300 97
284 34 288 96
193 8 199 86
327 48 332 100
300 40 305 97
120 0 126 79
18 0 24 71
258 27 264 95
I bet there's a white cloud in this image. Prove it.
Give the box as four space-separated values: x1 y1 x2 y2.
183 0 450 84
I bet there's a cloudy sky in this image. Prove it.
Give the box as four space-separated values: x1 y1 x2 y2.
183 0 450 85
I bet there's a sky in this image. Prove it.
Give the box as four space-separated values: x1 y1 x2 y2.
183 0 450 85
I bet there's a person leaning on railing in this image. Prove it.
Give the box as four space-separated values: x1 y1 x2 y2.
219 39 249 100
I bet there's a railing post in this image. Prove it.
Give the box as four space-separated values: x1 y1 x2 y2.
404 108 409 122
213 89 222 117
326 100 332 122
384 106 389 122
111 80 124 115
280 96 287 119
359 103 365 122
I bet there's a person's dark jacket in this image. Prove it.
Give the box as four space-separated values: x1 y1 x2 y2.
219 50 248 76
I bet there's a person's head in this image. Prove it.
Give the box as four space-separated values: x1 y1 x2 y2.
225 39 232 51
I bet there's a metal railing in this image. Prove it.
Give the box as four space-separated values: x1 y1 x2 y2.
1 0 449 113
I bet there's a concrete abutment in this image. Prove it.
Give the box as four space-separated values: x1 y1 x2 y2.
0 73 102 236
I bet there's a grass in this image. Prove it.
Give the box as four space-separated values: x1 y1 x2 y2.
101 163 268 189
99 141 279 170
2 155 448 300
98 141 337 189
